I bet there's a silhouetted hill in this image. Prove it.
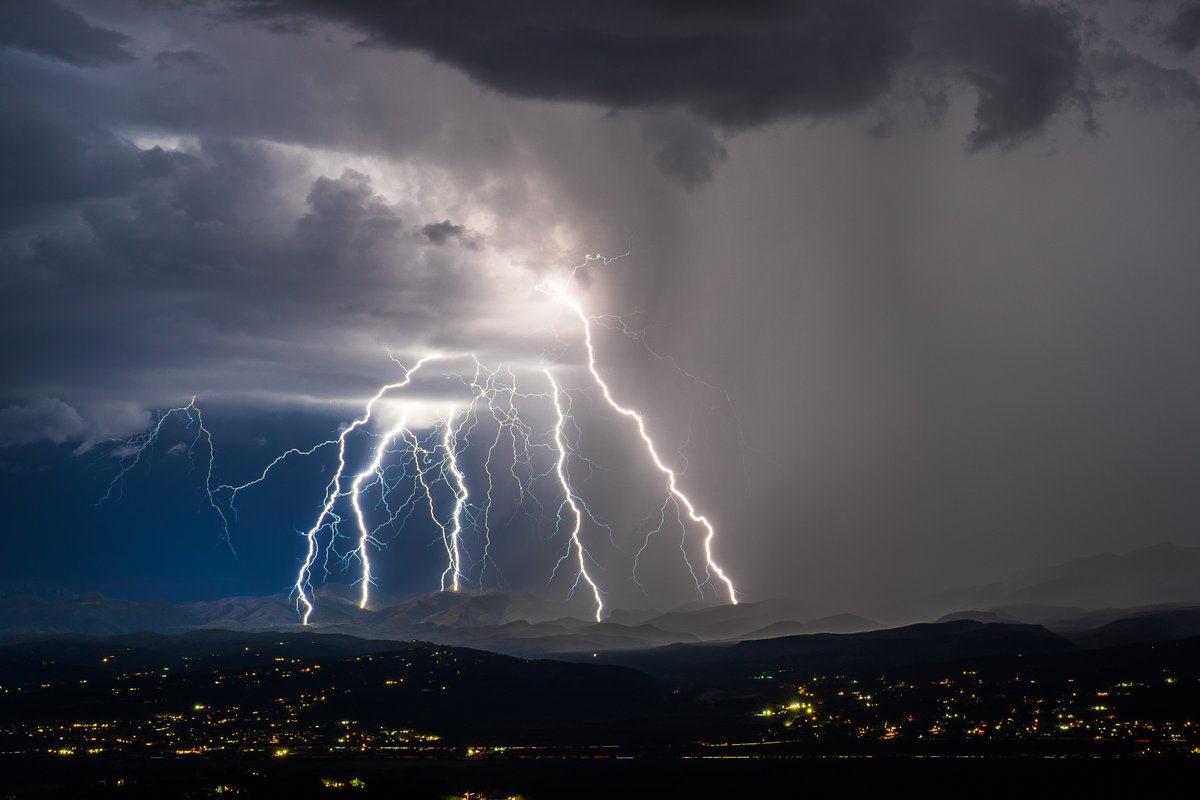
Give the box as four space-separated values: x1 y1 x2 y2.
937 604 1088 627
366 590 560 627
596 620 1076 683
633 598 814 639
0 590 200 637
0 588 844 656
1069 608 1200 649
187 594 312 628
936 601 1200 650
736 613 880 640
0 631 685 745
8 543 1199 656
1009 543 1200 607
904 543 1200 622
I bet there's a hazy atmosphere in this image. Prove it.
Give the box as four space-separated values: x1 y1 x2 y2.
3 0 1200 619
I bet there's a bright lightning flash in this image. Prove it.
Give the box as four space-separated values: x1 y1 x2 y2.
545 369 603 621
547 287 739 607
101 255 738 623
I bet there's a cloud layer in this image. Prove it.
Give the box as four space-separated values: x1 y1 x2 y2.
2 1 1200 609
225 0 1095 148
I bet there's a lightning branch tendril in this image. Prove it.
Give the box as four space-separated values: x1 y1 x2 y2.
98 397 234 555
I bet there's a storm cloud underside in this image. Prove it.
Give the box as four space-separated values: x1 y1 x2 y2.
1 0 1200 612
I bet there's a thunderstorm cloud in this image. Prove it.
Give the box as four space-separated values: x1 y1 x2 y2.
0 0 134 67
222 0 1095 148
2 0 1200 610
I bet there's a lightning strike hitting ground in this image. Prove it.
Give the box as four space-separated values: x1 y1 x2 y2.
548 287 739 606
545 368 604 621
292 355 441 624
103 255 739 622
348 411 409 609
440 407 468 593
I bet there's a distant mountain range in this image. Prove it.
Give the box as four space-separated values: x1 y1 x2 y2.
892 542 1200 622
592 619 1077 683
4 542 1199 655
0 586 878 656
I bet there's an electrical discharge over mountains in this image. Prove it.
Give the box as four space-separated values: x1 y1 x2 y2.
101 256 738 623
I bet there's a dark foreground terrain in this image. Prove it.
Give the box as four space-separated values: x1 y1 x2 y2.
4 755 1200 799
2 620 1200 797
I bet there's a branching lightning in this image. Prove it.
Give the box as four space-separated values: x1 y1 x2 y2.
291 355 443 623
348 412 409 609
98 397 234 555
545 368 603 621
101 254 738 623
440 407 468 593
544 286 739 606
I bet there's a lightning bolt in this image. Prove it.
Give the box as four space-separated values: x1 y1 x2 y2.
98 397 234 554
215 440 335 521
440 407 468 593
348 411 409 609
108 253 739 625
548 286 739 606
467 361 522 589
403 427 455 591
294 354 441 624
545 369 604 621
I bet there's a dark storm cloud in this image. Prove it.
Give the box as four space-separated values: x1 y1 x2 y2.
921 1 1097 148
298 170 405 268
0 3 569 428
643 113 729 192
1164 2 1200 52
0 102 152 230
153 48 225 74
223 0 1094 151
1092 42 1200 113
0 398 85 446
420 220 468 246
22 141 430 307
866 116 897 140
3 0 1200 610
0 0 134 66
0 395 148 451
0 119 548 426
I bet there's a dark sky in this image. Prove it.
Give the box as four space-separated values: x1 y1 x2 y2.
2 0 1200 616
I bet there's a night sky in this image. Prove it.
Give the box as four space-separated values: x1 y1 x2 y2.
2 0 1200 616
